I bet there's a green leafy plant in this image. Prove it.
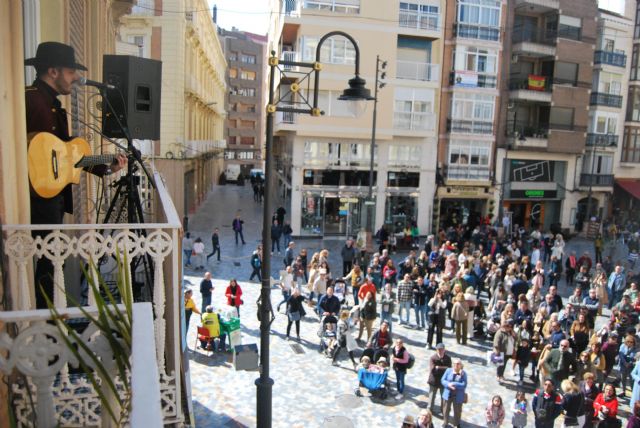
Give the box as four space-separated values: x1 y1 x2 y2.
41 251 134 426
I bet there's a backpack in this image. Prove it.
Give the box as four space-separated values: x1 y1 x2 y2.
251 253 261 268
406 352 415 369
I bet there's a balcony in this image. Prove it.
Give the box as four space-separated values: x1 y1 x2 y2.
586 133 619 147
449 71 497 88
580 173 614 187
1 170 184 425
396 61 439 82
447 118 493 135
514 0 559 11
453 23 500 42
507 120 549 148
590 92 623 108
393 111 436 131
512 27 556 57
445 164 491 181
282 0 302 17
398 9 439 32
594 50 627 68
282 51 301 71
509 76 552 103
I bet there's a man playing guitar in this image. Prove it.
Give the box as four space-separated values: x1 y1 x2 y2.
25 41 127 308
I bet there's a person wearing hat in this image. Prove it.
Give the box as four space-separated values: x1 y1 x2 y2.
25 41 127 308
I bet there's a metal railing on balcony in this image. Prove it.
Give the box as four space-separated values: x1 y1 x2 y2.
398 10 439 31
2 170 183 425
276 103 296 124
282 51 300 71
449 71 497 88
453 23 500 41
549 123 587 132
393 111 436 131
506 120 549 138
447 118 493 135
594 50 627 68
586 133 619 147
512 27 557 46
283 0 302 16
303 0 360 13
396 61 439 81
509 76 552 92
590 92 623 108
446 164 491 181
579 173 614 186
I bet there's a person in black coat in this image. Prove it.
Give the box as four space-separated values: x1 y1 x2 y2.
285 288 307 340
580 373 601 428
271 219 282 254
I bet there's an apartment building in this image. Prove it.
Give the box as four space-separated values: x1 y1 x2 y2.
120 0 227 219
274 0 444 238
616 0 640 222
219 28 267 176
495 0 599 232
436 0 508 232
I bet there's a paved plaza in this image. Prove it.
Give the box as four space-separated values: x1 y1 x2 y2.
183 185 634 428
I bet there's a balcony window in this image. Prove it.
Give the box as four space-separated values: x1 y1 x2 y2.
635 2 640 39
399 2 439 31
622 128 640 162
240 70 256 80
452 46 497 88
554 61 578 86
301 36 356 65
450 92 495 133
594 50 627 68
393 87 435 130
240 54 256 64
557 15 582 41
632 46 640 81
303 0 360 14
388 144 422 167
229 68 237 78
549 107 574 130
303 141 374 167
595 71 622 95
594 113 617 135
232 87 256 97
582 153 613 175
447 140 490 180
455 0 501 42
240 137 255 145
397 36 434 81
301 89 357 117
228 52 237 61
628 87 640 121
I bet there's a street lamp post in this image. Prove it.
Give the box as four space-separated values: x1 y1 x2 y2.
585 135 603 223
257 31 372 428
366 56 386 234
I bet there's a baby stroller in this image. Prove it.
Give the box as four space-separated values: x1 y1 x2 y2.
355 368 389 400
318 314 338 356
485 314 501 340
473 301 487 339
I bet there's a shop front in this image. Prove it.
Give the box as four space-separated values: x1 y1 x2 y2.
614 179 640 223
436 186 490 230
504 188 562 231
384 193 418 234
300 191 372 237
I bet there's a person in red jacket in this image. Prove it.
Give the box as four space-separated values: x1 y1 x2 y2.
225 278 243 317
593 384 619 425
358 277 377 303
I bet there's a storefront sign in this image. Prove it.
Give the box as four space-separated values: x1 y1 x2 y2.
439 186 488 198
453 70 478 88
509 159 554 182
510 189 558 199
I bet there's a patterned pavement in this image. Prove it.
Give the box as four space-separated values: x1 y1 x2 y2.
183 185 633 428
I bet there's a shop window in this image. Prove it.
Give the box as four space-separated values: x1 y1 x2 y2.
302 169 376 186
301 194 324 235
385 195 418 233
387 172 420 187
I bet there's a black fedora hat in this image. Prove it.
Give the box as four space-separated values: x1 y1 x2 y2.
25 41 87 71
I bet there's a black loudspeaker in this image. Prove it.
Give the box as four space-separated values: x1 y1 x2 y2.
102 55 162 140
233 343 259 371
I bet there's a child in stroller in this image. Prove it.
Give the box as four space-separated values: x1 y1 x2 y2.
333 279 347 306
355 356 390 400
318 314 339 356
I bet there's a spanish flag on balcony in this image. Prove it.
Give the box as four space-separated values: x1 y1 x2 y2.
528 74 546 91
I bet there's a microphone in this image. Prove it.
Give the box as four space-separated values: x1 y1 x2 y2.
78 77 116 90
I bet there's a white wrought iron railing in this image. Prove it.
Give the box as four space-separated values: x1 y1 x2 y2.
396 60 439 82
2 171 183 426
393 111 436 131
398 10 439 31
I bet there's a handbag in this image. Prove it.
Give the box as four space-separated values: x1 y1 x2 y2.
288 310 301 322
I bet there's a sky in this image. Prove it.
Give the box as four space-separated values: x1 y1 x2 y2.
208 0 272 35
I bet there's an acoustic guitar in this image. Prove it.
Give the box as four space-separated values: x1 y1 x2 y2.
28 132 117 198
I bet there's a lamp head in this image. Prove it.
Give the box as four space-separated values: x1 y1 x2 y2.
338 75 375 102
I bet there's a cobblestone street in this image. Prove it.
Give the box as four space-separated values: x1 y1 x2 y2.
184 185 634 427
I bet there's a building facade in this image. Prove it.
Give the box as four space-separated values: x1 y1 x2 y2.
120 0 227 219
616 0 640 222
495 0 600 232
436 0 508 232
275 0 444 238
220 28 267 176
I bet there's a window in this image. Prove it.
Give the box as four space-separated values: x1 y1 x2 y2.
232 87 256 97
239 104 257 113
582 153 613 174
387 172 420 187
228 136 237 145
240 137 255 145
632 45 640 81
558 15 581 41
594 113 617 134
240 54 256 64
635 2 640 39
302 90 356 117
388 145 422 167
303 0 360 14
229 68 238 79
454 46 497 74
450 92 495 124
240 70 256 80
554 62 578 86
447 140 491 180
622 128 640 162
238 151 255 159
399 2 439 31
628 87 640 122
393 88 435 130
456 0 501 41
240 120 255 129
128 35 147 58
549 107 574 130
303 141 374 167
228 52 237 61
302 36 356 64
594 71 622 95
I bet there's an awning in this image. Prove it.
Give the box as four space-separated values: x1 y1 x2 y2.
616 179 640 200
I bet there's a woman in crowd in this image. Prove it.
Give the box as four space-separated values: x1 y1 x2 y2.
451 292 469 345
225 278 243 317
570 312 591 354
580 372 601 428
619 335 638 397
357 291 377 342
382 259 397 287
427 288 447 349
561 379 585 427
332 309 357 368
379 283 396 332
343 264 365 306
392 338 409 400
285 287 306 340
593 384 619 427
184 289 200 331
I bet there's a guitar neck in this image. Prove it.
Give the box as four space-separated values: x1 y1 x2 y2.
75 154 117 169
